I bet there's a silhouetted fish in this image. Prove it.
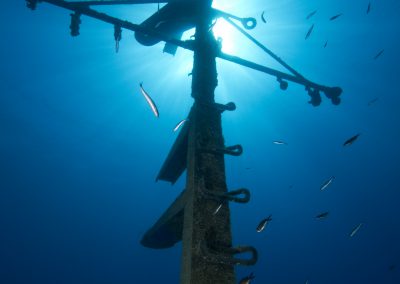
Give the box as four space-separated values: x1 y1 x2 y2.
349 223 363 237
139 82 159 117
367 2 371 14
256 215 272 233
343 133 360 146
213 203 223 215
272 140 288 145
305 24 314 40
367 97 379 106
316 211 329 219
389 265 396 271
329 13 342 21
320 176 335 191
324 40 328 48
173 119 187 132
261 11 266 23
374 49 384 60
239 272 255 284
306 10 317 20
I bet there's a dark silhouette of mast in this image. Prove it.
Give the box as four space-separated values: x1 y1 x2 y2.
26 1 342 283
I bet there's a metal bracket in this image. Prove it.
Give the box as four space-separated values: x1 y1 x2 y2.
201 242 258 266
201 188 250 204
196 101 236 112
218 144 243 156
200 144 243 156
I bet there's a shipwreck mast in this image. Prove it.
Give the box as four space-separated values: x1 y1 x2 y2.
26 1 342 283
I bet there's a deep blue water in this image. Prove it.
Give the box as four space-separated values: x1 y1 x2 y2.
1 1 400 283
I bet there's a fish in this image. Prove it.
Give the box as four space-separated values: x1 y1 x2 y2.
329 13 343 21
139 82 159 117
367 97 379 106
239 272 255 284
272 140 288 145
173 119 188 132
316 211 329 219
213 203 223 215
323 40 328 48
306 10 317 20
374 49 384 60
367 2 371 14
305 280 309 284
320 176 335 191
389 265 396 271
256 215 272 233
349 222 363 237
305 24 314 40
261 11 266 23
343 133 360 146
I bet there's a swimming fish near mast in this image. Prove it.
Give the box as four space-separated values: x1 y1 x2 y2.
373 49 384 60
305 24 314 40
306 10 317 20
329 13 343 21
272 140 288 145
320 176 335 191
139 82 159 118
173 119 188 132
261 11 266 23
367 2 371 14
316 211 329 219
239 272 255 284
343 133 360 146
256 215 272 233
349 223 363 237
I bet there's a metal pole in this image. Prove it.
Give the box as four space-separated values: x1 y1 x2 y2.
180 1 236 283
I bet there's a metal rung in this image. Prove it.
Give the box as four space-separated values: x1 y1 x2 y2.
201 242 258 266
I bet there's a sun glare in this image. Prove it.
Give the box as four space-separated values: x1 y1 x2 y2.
212 19 236 54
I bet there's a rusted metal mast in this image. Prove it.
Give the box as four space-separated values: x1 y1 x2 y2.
180 1 236 283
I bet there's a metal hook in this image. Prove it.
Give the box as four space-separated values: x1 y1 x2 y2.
201 188 250 204
201 242 258 266
215 102 236 112
221 144 243 156
213 9 257 30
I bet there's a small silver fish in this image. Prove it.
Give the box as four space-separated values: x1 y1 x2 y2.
306 10 317 20
256 215 272 233
349 222 363 237
139 82 159 118
272 140 287 145
343 133 360 146
367 97 379 106
367 2 371 14
320 176 335 191
173 119 188 132
213 203 223 215
239 272 255 284
329 13 342 21
261 11 266 23
374 49 384 60
323 40 328 48
305 24 314 40
316 211 329 219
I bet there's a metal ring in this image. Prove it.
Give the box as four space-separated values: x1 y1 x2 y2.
241 17 257 30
